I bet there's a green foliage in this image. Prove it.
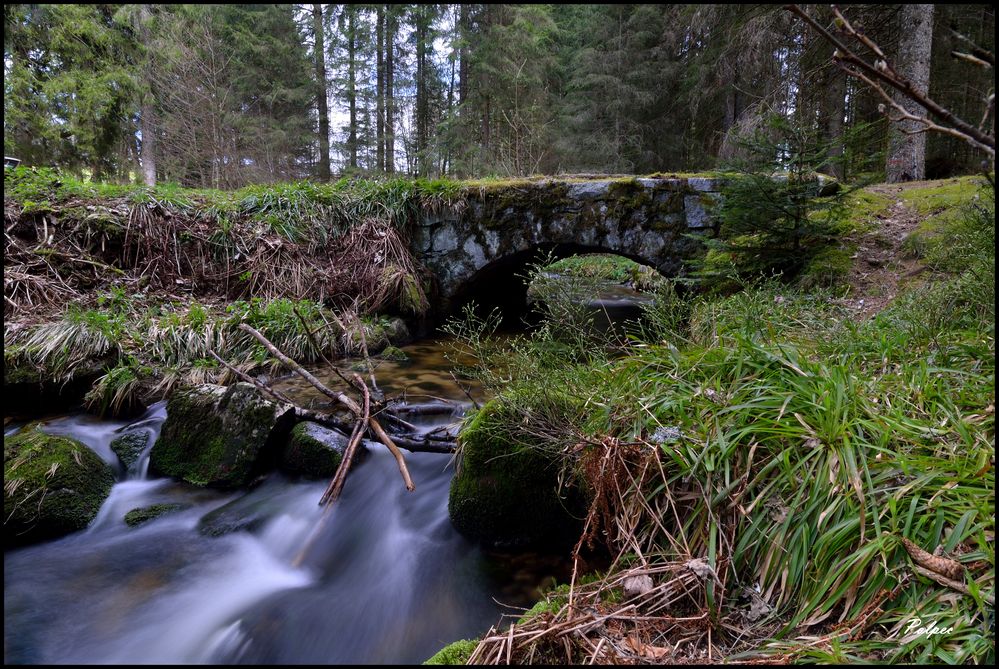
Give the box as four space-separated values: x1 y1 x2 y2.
423 639 479 665
4 5 137 178
446 187 995 662
703 115 855 284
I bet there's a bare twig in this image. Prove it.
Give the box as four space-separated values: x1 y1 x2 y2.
785 4 995 158
238 322 414 491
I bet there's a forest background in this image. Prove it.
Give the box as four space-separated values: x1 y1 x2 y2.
4 4 994 187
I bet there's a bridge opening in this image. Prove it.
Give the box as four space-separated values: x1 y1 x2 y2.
443 244 666 331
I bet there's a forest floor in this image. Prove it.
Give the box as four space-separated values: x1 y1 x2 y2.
840 183 929 320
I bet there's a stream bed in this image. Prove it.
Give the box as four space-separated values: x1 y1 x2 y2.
4 338 570 664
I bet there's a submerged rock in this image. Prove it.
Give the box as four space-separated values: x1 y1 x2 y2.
149 383 295 488
3 425 115 546
123 503 188 527
448 397 585 550
281 421 352 479
110 430 150 469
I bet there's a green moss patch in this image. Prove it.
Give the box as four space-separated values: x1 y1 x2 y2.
149 383 294 488
123 503 188 527
281 421 349 479
423 638 479 665
448 396 586 550
110 430 150 469
3 426 115 545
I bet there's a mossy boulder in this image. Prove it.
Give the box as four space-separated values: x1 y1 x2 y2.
123 503 187 527
378 345 410 363
281 421 351 479
356 316 411 352
448 396 586 550
424 639 478 665
149 382 295 488
110 430 150 469
3 426 116 546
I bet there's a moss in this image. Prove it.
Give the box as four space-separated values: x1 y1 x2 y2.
897 176 983 217
110 430 150 469
3 425 115 545
796 245 853 290
149 383 292 488
448 396 586 550
123 503 187 527
835 189 892 234
423 638 479 665
378 345 410 363
281 421 348 478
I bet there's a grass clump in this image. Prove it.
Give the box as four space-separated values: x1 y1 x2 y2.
3 290 411 415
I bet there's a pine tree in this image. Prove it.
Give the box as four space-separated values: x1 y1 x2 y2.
313 4 332 180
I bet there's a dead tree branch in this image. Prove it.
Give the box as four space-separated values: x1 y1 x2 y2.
785 4 995 159
238 322 415 491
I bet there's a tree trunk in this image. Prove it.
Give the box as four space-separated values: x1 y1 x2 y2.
376 5 385 172
138 5 157 186
386 7 396 173
347 8 358 170
458 3 470 106
886 4 934 183
823 64 847 180
313 4 331 181
415 7 427 176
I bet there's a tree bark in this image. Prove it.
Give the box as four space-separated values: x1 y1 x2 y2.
313 4 331 181
458 3 470 106
886 4 934 183
415 6 428 176
823 64 847 179
346 7 358 170
386 6 396 173
376 5 385 172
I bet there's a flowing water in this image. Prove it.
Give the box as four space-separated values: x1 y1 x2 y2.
4 338 571 665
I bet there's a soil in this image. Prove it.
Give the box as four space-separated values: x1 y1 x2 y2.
839 182 933 321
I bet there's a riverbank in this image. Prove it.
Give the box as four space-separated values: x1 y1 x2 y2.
434 176 995 663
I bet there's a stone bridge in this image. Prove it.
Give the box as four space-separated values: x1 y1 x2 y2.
412 175 724 310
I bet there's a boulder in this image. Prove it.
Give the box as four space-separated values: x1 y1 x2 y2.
3 425 115 546
110 429 150 469
123 503 188 527
448 396 585 550
149 383 295 488
281 421 353 479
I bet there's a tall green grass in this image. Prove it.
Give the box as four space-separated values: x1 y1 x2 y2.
447 181 995 663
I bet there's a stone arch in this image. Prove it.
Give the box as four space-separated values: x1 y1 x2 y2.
411 176 723 321
446 243 669 325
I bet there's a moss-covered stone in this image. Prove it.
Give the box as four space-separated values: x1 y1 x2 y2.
281 421 349 479
3 426 115 546
149 382 294 488
378 345 410 363
110 430 150 469
448 396 585 550
423 638 479 665
123 503 187 527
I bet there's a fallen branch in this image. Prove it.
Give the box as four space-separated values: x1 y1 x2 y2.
238 322 415 491
319 376 371 507
911 565 995 607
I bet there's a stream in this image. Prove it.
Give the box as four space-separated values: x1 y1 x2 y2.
4 338 571 665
